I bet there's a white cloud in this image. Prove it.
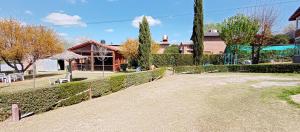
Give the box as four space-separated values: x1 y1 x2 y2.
58 32 68 37
132 15 161 28
105 28 114 33
44 12 87 27
25 10 33 15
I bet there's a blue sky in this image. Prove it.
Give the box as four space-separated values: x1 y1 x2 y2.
0 0 299 45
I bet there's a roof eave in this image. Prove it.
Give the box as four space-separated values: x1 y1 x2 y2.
68 40 119 52
289 7 300 21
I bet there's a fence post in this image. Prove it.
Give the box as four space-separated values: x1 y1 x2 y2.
12 104 20 121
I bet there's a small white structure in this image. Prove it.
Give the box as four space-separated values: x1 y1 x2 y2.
0 59 59 72
36 59 59 72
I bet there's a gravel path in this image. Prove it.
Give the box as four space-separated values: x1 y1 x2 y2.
1 73 300 132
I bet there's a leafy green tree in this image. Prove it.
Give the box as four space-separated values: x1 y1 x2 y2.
269 34 291 44
137 17 152 70
220 14 259 64
164 45 180 54
191 0 204 65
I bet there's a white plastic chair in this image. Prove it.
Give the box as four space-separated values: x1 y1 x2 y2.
59 73 71 84
0 73 6 83
14 73 24 81
49 77 58 85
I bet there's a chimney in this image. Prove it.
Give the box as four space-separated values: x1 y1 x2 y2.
162 35 168 42
100 40 106 44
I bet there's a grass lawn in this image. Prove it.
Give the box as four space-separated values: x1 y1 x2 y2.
0 71 122 93
261 85 300 108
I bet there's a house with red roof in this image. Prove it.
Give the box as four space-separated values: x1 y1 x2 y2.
289 7 300 63
156 30 226 55
68 40 125 72
179 30 226 55
289 7 300 44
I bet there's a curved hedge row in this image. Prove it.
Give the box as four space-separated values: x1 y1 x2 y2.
174 64 300 74
0 68 166 122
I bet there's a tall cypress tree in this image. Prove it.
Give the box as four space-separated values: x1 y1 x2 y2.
191 0 204 65
138 17 152 70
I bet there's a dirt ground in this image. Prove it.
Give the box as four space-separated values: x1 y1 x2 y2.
1 73 300 132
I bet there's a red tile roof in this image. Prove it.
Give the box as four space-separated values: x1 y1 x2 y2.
68 40 119 51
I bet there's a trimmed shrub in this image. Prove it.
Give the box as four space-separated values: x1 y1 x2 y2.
203 65 229 73
227 64 300 73
109 75 126 92
153 54 224 67
202 54 224 65
175 64 300 74
174 66 204 74
153 54 193 67
0 68 166 122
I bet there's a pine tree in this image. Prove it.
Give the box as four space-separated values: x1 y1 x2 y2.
191 0 204 65
138 17 152 70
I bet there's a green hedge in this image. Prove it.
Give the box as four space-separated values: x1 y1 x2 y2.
226 64 300 73
152 54 224 67
0 68 166 122
173 66 204 74
174 64 300 74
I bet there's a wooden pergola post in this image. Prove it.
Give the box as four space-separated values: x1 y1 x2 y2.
91 45 95 72
112 51 116 72
68 60 73 81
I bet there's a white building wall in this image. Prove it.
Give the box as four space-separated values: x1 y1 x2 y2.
0 59 59 72
36 59 59 72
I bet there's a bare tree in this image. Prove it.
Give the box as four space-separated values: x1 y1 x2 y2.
93 44 108 77
251 4 278 64
283 22 296 40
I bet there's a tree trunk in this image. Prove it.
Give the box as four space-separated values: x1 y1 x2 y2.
252 46 261 64
1 57 19 72
251 45 255 63
24 62 33 73
256 46 261 64
33 62 36 89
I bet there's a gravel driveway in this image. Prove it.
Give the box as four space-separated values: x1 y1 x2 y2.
1 73 300 132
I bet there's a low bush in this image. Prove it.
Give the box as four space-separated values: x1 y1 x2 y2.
153 54 224 67
153 54 193 67
203 65 229 73
175 64 300 74
227 64 300 73
174 66 204 74
0 68 166 122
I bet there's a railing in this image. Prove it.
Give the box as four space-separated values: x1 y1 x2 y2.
295 29 300 40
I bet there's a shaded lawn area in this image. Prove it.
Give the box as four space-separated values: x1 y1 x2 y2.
0 71 122 93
